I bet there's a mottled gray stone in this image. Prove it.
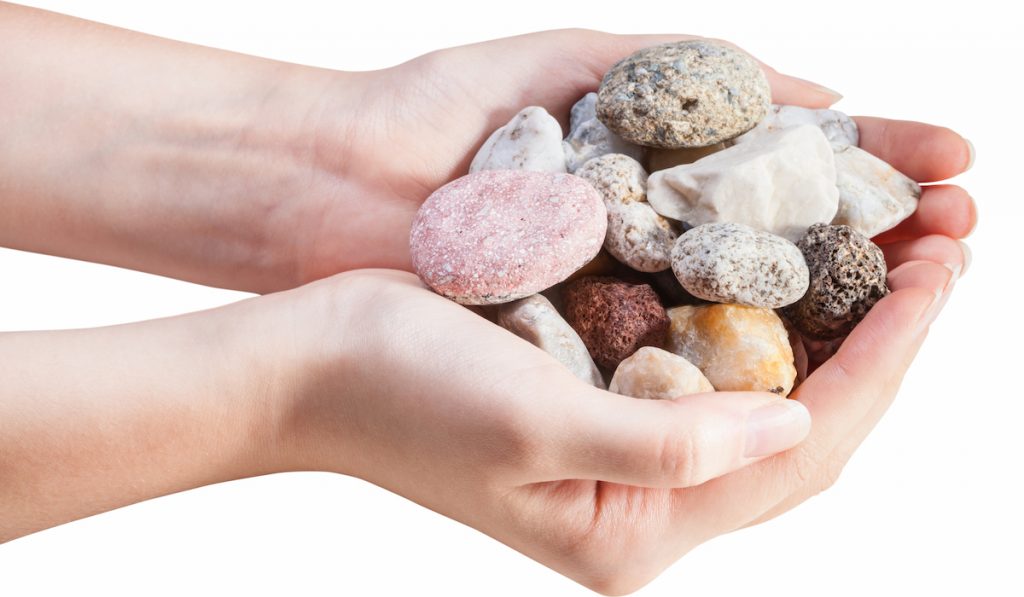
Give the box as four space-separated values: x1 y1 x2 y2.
596 40 770 148
781 224 889 340
575 153 677 272
671 222 809 308
831 144 921 238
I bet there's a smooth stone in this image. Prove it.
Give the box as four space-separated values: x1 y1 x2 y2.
469 106 567 173
575 153 678 272
831 144 921 238
781 224 889 340
410 170 606 305
671 222 809 308
496 295 605 389
563 276 669 369
646 143 727 173
732 104 859 147
596 40 770 148
608 346 714 399
667 303 797 395
563 92 646 173
647 124 839 242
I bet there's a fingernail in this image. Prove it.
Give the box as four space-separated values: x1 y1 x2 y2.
958 241 972 275
964 138 976 171
788 75 843 103
744 400 812 458
917 263 960 333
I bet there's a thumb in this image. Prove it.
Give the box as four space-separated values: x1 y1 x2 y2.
545 388 811 488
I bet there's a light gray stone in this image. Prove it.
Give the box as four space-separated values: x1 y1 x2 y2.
608 346 714 399
575 154 677 272
647 124 839 242
496 294 605 389
563 93 645 173
732 104 859 147
671 222 809 308
470 106 566 173
831 144 921 238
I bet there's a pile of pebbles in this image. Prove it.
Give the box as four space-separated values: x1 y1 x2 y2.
410 39 917 398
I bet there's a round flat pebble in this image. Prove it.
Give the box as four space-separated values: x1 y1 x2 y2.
562 276 669 369
671 222 809 308
781 224 889 340
410 170 607 305
596 40 770 148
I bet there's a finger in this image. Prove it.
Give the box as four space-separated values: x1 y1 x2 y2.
545 389 810 489
671 281 941 533
881 234 969 273
741 261 958 528
854 116 973 183
872 185 977 244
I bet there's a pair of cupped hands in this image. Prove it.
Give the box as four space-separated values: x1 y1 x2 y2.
9 26 974 595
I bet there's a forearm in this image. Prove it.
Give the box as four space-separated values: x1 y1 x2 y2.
0 3 362 292
0 293 298 542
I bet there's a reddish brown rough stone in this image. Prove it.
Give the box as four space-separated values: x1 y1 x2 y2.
562 276 669 369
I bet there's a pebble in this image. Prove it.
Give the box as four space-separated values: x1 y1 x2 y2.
646 143 727 173
596 40 771 148
469 106 567 173
496 294 605 388
667 303 797 395
646 124 839 242
780 224 889 340
831 144 921 238
671 222 809 308
575 153 678 272
563 92 646 173
608 346 714 399
410 170 606 305
732 104 859 147
563 276 669 369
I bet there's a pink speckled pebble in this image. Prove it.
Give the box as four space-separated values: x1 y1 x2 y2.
410 170 608 305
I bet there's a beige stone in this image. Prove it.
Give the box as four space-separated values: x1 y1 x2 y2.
608 346 714 399
667 304 797 395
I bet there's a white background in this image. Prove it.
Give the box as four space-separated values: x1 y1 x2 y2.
1 1 1020 595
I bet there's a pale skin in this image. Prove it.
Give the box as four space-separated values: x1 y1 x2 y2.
0 3 976 594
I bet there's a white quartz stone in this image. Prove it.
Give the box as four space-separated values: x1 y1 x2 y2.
496 294 605 389
647 125 839 242
470 106 567 173
732 104 859 147
608 346 714 399
563 92 645 173
831 144 921 238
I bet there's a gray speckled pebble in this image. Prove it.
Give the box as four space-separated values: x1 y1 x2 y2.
596 40 770 148
575 153 677 272
671 222 809 308
781 224 889 340
563 92 646 173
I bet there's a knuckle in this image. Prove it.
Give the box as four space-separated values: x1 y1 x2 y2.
654 426 705 487
815 457 848 495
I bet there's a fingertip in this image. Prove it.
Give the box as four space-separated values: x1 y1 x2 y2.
743 398 812 459
766 69 843 108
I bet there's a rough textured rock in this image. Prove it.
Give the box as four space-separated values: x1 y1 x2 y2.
732 104 859 147
646 143 727 173
647 125 839 242
831 144 921 238
671 223 809 308
596 40 770 148
470 106 567 173
608 346 714 399
563 93 646 173
781 224 889 340
496 295 605 389
563 276 669 369
575 154 678 272
410 170 606 305
667 304 797 395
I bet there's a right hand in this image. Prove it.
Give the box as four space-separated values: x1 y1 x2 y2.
267 252 961 594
